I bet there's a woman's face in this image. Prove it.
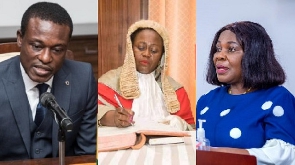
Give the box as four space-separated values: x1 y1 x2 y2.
213 30 244 86
132 29 163 74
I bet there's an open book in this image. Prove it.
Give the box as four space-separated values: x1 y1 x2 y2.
97 121 191 152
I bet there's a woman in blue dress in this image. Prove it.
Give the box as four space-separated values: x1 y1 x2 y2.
197 21 295 165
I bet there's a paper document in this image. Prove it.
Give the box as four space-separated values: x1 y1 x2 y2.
148 137 184 145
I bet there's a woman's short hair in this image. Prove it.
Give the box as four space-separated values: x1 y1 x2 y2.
206 21 285 89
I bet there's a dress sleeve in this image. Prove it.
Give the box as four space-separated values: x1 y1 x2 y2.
172 87 195 126
247 87 295 164
247 139 295 165
264 88 295 145
98 83 132 120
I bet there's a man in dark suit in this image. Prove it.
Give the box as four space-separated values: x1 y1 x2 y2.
0 2 97 161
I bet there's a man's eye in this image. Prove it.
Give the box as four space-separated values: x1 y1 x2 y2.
32 44 42 50
54 48 63 52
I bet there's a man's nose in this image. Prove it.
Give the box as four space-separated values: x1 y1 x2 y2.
38 48 52 64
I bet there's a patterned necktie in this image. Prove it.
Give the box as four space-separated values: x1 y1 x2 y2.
35 83 49 126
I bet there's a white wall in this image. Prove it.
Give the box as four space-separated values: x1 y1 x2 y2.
0 0 97 37
197 0 295 101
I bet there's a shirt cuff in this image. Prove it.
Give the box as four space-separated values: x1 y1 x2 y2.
247 139 295 165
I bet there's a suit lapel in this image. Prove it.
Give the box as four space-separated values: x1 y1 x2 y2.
51 65 72 156
3 57 32 157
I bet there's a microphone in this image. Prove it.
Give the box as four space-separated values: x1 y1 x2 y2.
40 92 73 131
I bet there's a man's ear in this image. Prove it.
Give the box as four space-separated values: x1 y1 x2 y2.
16 30 22 47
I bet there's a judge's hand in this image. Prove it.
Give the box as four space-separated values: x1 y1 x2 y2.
114 107 135 128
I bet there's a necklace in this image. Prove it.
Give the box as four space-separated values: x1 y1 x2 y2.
228 87 252 94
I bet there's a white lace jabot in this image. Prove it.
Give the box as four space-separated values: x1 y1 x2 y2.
132 72 169 122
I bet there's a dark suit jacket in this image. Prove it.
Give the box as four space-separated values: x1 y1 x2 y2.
0 56 97 161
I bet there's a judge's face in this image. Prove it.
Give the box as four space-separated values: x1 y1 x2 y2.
132 29 163 74
213 30 244 86
17 17 70 83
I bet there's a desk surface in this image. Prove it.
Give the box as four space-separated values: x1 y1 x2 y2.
98 131 196 165
0 155 95 165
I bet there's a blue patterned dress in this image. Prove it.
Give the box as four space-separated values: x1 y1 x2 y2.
197 86 295 148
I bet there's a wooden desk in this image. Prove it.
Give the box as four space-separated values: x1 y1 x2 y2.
197 150 257 165
0 155 95 165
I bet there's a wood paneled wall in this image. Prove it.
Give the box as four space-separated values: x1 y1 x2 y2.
98 0 148 78
67 35 98 80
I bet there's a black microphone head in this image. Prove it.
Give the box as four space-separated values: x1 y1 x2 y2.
40 92 55 107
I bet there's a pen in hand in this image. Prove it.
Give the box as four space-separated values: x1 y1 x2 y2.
114 94 134 126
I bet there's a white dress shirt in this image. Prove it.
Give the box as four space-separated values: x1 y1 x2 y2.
20 63 53 120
